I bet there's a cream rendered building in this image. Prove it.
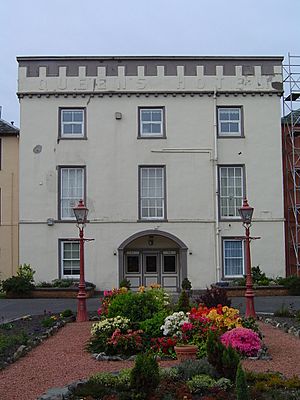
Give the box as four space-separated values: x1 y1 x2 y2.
17 56 285 291
0 116 19 279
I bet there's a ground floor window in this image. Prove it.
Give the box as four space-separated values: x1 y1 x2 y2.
223 239 244 277
60 240 80 278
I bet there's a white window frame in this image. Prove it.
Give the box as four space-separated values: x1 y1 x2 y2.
59 167 85 220
218 107 242 136
139 108 164 137
223 239 245 278
219 166 244 219
60 108 85 138
61 240 80 278
139 166 165 220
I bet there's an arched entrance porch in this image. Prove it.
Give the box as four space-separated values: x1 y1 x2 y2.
118 230 188 291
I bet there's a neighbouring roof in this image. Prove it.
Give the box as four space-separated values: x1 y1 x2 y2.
0 119 19 136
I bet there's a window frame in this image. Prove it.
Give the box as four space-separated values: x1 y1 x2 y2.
222 238 245 278
138 106 166 139
218 165 245 221
138 165 167 221
58 107 87 139
59 239 80 278
58 166 86 221
217 106 243 138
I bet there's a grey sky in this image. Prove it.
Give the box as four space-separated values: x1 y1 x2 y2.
1 0 299 125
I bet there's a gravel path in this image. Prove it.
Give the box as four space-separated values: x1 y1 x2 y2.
242 321 300 378
0 321 299 400
0 322 177 400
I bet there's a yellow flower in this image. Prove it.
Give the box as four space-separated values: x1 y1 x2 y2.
138 286 145 293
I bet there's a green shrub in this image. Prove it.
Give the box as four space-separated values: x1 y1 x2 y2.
17 264 35 281
140 310 168 337
89 372 119 387
176 358 218 381
274 303 294 318
60 309 73 318
41 315 58 328
119 278 131 290
0 331 28 355
206 331 225 375
130 353 160 396
108 290 166 323
176 290 190 312
251 266 271 286
221 345 240 381
240 316 262 337
187 374 216 394
181 278 192 291
159 367 180 381
236 363 249 400
214 377 233 391
277 276 300 295
2 276 34 295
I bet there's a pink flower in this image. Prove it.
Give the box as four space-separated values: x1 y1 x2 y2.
181 322 194 332
221 327 261 357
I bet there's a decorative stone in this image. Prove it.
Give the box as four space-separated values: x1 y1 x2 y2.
13 345 27 361
36 386 70 400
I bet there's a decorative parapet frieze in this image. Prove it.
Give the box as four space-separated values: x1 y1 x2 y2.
17 56 283 95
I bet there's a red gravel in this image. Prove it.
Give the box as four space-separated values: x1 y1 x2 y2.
0 322 177 400
242 321 300 378
0 321 299 400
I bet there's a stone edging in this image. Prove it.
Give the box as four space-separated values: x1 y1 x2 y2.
36 379 88 400
0 316 70 370
258 316 300 339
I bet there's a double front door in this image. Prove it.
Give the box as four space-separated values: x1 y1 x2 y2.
124 250 179 291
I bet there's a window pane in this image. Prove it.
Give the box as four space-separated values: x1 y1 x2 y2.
219 167 243 218
141 110 151 121
145 255 157 273
164 255 176 272
151 123 161 133
62 241 80 276
127 256 140 273
229 122 239 132
152 110 162 121
73 124 82 134
73 111 83 122
63 111 72 122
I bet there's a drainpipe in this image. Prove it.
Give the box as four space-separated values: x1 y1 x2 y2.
213 90 221 282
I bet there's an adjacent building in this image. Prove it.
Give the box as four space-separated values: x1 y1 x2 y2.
17 56 285 291
0 114 19 280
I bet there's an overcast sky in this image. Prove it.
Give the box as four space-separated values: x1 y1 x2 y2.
1 0 299 126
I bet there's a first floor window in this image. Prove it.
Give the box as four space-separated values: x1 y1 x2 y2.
139 166 165 220
60 108 85 137
223 239 244 277
218 107 242 136
61 240 80 277
59 167 85 220
139 107 164 137
219 166 244 219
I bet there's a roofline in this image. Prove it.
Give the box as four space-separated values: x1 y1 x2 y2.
0 118 20 134
16 55 285 62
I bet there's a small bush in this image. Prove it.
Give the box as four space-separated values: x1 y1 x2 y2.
60 309 73 318
108 290 166 323
119 278 131 290
206 331 225 376
197 286 231 308
176 358 218 381
182 278 192 291
140 310 168 337
276 276 300 295
130 353 160 396
235 364 249 400
17 264 35 281
274 303 294 318
2 276 34 295
0 331 28 354
176 290 191 312
41 315 58 328
187 374 216 394
221 345 240 381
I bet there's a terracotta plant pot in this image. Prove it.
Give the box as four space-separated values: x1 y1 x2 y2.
174 345 198 362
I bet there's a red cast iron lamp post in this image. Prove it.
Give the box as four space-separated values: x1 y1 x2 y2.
73 199 89 322
238 198 256 318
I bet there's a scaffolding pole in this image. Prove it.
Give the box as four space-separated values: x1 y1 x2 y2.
283 53 300 276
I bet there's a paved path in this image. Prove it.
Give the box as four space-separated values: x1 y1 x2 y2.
1 295 300 322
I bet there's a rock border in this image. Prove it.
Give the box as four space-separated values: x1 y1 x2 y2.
0 316 73 370
258 315 300 339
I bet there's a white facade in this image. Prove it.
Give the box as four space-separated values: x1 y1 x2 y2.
17 56 285 291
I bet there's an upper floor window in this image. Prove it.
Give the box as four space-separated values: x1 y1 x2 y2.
138 107 165 138
59 167 85 220
218 107 242 137
219 166 244 219
139 166 166 220
59 108 85 138
223 239 244 277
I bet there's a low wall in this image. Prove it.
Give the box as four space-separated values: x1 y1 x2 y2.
6 287 95 299
224 286 288 297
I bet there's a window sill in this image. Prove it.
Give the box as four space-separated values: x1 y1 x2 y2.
137 219 168 223
137 136 166 140
217 135 244 139
58 136 87 141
